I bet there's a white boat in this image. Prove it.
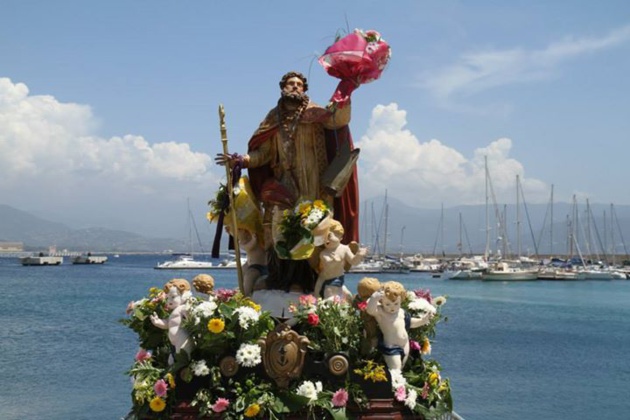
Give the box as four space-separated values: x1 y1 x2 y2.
20 254 63 266
537 267 577 280
482 262 538 281
575 268 627 280
446 269 484 280
349 259 383 273
381 260 410 274
206 256 247 269
154 254 214 270
72 254 108 264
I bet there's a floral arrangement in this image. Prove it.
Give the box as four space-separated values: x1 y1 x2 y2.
121 285 452 419
274 199 332 260
319 28 392 108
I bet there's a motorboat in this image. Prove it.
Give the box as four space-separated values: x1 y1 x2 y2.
154 254 214 270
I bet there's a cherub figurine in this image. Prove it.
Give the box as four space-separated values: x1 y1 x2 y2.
192 273 215 295
150 279 193 363
366 281 433 371
313 220 367 300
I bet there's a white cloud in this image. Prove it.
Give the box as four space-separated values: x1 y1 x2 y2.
356 103 549 208
0 77 221 236
419 25 630 107
0 77 551 238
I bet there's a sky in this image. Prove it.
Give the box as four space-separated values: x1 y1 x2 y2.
1 0 630 239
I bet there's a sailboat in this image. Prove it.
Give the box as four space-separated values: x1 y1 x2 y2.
155 200 214 270
480 162 538 281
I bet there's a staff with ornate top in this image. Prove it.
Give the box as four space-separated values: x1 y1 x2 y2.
218 104 244 293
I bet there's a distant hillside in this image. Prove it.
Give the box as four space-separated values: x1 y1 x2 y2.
0 204 189 252
3 199 630 257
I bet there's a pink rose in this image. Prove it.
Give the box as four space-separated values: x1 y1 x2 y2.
126 301 135 315
299 294 317 306
395 386 406 402
421 382 430 399
332 388 348 407
135 348 152 362
357 301 367 311
307 313 320 326
153 379 168 397
414 289 432 303
212 397 230 413
215 288 237 302
409 340 421 351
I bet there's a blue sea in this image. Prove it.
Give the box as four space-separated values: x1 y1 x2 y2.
1 254 629 420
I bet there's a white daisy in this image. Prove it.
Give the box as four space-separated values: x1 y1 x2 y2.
190 360 210 376
234 306 260 329
235 343 262 367
192 299 218 318
296 380 319 402
405 389 418 409
407 297 436 315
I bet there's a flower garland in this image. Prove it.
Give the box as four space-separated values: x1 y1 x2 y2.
121 286 452 419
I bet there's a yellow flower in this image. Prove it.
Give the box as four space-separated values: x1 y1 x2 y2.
421 337 432 355
354 361 388 382
438 382 449 393
313 199 327 210
149 397 166 412
244 403 261 417
246 300 261 312
298 201 312 216
165 373 176 388
208 318 225 333
429 372 440 386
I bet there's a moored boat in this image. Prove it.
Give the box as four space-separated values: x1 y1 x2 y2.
482 262 538 281
72 253 108 264
154 254 214 269
20 254 63 266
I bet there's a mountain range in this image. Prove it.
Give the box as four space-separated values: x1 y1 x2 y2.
2 198 630 258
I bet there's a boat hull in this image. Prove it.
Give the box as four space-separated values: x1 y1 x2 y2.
72 256 108 264
482 271 538 281
20 256 63 266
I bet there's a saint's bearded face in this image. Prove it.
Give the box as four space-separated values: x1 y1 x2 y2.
280 76 309 109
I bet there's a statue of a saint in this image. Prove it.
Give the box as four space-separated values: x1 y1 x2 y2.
217 71 360 293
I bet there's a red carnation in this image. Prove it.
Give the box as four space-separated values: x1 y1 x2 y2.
307 313 320 326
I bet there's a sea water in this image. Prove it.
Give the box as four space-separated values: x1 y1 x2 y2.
0 254 629 420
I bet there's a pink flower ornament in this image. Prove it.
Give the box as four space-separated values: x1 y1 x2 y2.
212 397 230 413
135 348 152 362
332 388 348 407
153 379 168 397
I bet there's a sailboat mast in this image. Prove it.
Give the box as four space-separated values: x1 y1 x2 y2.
458 211 463 257
383 190 389 256
516 175 521 258
550 184 554 256
484 156 490 260
611 203 615 266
